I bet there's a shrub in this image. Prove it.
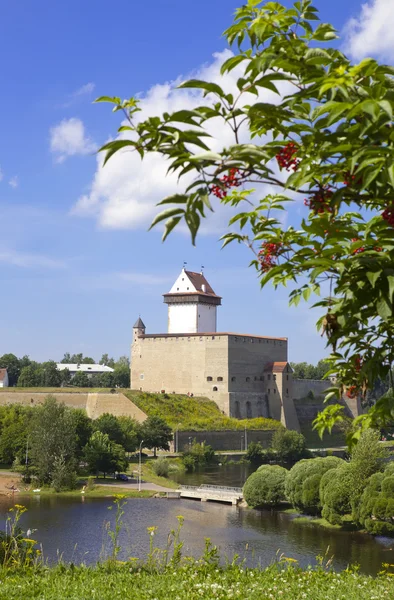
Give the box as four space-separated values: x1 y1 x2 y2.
358 464 394 536
151 458 170 478
271 428 308 462
285 457 344 515
320 465 354 525
243 465 288 507
182 440 216 471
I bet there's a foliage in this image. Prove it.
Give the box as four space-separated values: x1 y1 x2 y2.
98 0 394 445
319 465 354 526
0 405 32 464
0 353 24 386
1 562 394 600
290 360 328 380
271 428 308 462
285 456 345 515
151 457 170 478
94 413 125 445
50 455 78 492
182 440 216 471
117 416 140 452
29 396 77 485
71 371 90 387
358 463 394 536
125 391 282 431
83 431 128 477
243 464 288 507
17 365 40 387
140 416 173 457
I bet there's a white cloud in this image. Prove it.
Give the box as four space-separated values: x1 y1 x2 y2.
72 50 291 235
344 0 394 61
50 118 96 163
0 248 66 269
9 176 18 188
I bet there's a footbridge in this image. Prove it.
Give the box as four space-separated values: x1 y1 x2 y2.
177 484 243 505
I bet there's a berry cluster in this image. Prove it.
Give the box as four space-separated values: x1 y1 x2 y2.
343 170 361 187
355 356 362 373
275 142 299 171
304 187 333 214
258 242 282 272
382 206 394 227
346 385 358 399
351 238 383 254
211 168 244 199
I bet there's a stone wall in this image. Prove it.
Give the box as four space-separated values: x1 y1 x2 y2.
292 379 331 399
177 429 275 451
0 391 147 422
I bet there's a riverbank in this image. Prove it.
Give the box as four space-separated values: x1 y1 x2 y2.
0 562 393 599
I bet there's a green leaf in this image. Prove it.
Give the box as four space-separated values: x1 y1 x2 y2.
220 55 248 75
177 79 225 98
377 296 392 320
149 207 185 231
366 271 381 287
157 194 189 206
162 217 182 242
191 151 222 163
387 274 394 301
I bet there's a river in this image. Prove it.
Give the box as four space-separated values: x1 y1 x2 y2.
1 494 393 575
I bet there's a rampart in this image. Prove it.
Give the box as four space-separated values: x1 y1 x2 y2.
177 429 275 451
0 391 147 422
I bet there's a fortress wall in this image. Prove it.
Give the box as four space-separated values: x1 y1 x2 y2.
292 379 330 399
131 335 230 413
177 429 275 451
0 392 147 422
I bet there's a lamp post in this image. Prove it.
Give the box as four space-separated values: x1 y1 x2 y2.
138 439 144 492
244 425 248 452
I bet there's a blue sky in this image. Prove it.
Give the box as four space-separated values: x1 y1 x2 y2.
0 0 392 363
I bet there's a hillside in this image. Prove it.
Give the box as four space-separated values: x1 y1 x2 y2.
124 390 282 431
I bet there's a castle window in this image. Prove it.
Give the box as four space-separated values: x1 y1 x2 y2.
217 377 223 382
260 376 264 381
243 338 246 342
212 336 215 340
274 389 276 394
177 287 179 291
213 386 218 392
287 375 288 380
254 376 258 381
246 377 250 382
187 287 189 290
234 336 238 342
182 278 184 281
250 338 254 343
286 388 289 394
207 376 213 382
267 374 271 381
268 388 271 393
231 376 236 382
140 374 144 380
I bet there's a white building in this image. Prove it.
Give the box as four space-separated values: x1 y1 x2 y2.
0 368 9 388
56 364 114 379
163 268 222 334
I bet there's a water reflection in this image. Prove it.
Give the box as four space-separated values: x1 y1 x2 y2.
0 495 392 575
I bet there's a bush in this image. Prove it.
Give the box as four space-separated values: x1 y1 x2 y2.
151 458 170 478
271 428 308 462
243 465 288 507
358 464 394 536
320 464 354 525
182 440 216 471
285 457 344 515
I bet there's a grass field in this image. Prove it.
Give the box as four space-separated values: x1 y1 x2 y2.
124 390 282 431
0 563 393 599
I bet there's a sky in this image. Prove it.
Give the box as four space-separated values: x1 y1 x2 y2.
0 0 393 364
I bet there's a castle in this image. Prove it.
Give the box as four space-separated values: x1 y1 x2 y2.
131 267 301 430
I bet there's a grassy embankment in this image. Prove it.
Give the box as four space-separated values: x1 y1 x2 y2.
1 563 393 599
124 390 281 431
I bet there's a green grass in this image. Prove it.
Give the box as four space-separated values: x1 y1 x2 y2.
293 516 342 530
127 458 179 489
0 562 393 599
124 390 282 431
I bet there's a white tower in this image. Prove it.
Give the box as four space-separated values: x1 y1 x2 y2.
163 268 221 334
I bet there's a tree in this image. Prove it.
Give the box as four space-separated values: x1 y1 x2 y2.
38 361 62 387
0 354 21 386
29 396 77 485
0 405 32 464
118 416 140 452
94 413 124 445
17 366 39 387
243 465 288 507
61 368 71 386
70 409 93 458
83 431 128 477
100 354 115 368
116 356 130 368
113 365 130 388
271 429 308 462
61 353 71 364
98 372 115 388
140 416 173 457
97 0 394 445
71 371 90 387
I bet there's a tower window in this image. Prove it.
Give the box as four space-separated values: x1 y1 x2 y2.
212 336 215 340
274 389 276 394
217 377 223 382
231 376 236 382
268 389 271 394
260 376 264 381
246 377 250 382
267 374 271 381
213 386 218 392
286 388 289 394
287 375 289 380
207 376 213 382
140 374 144 380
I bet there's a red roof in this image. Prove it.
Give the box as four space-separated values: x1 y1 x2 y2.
185 270 216 295
264 362 292 373
0 368 7 382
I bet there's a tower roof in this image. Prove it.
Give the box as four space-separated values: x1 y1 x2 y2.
133 317 146 329
184 270 217 296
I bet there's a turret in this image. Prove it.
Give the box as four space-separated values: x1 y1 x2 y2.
132 317 146 343
163 268 221 334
